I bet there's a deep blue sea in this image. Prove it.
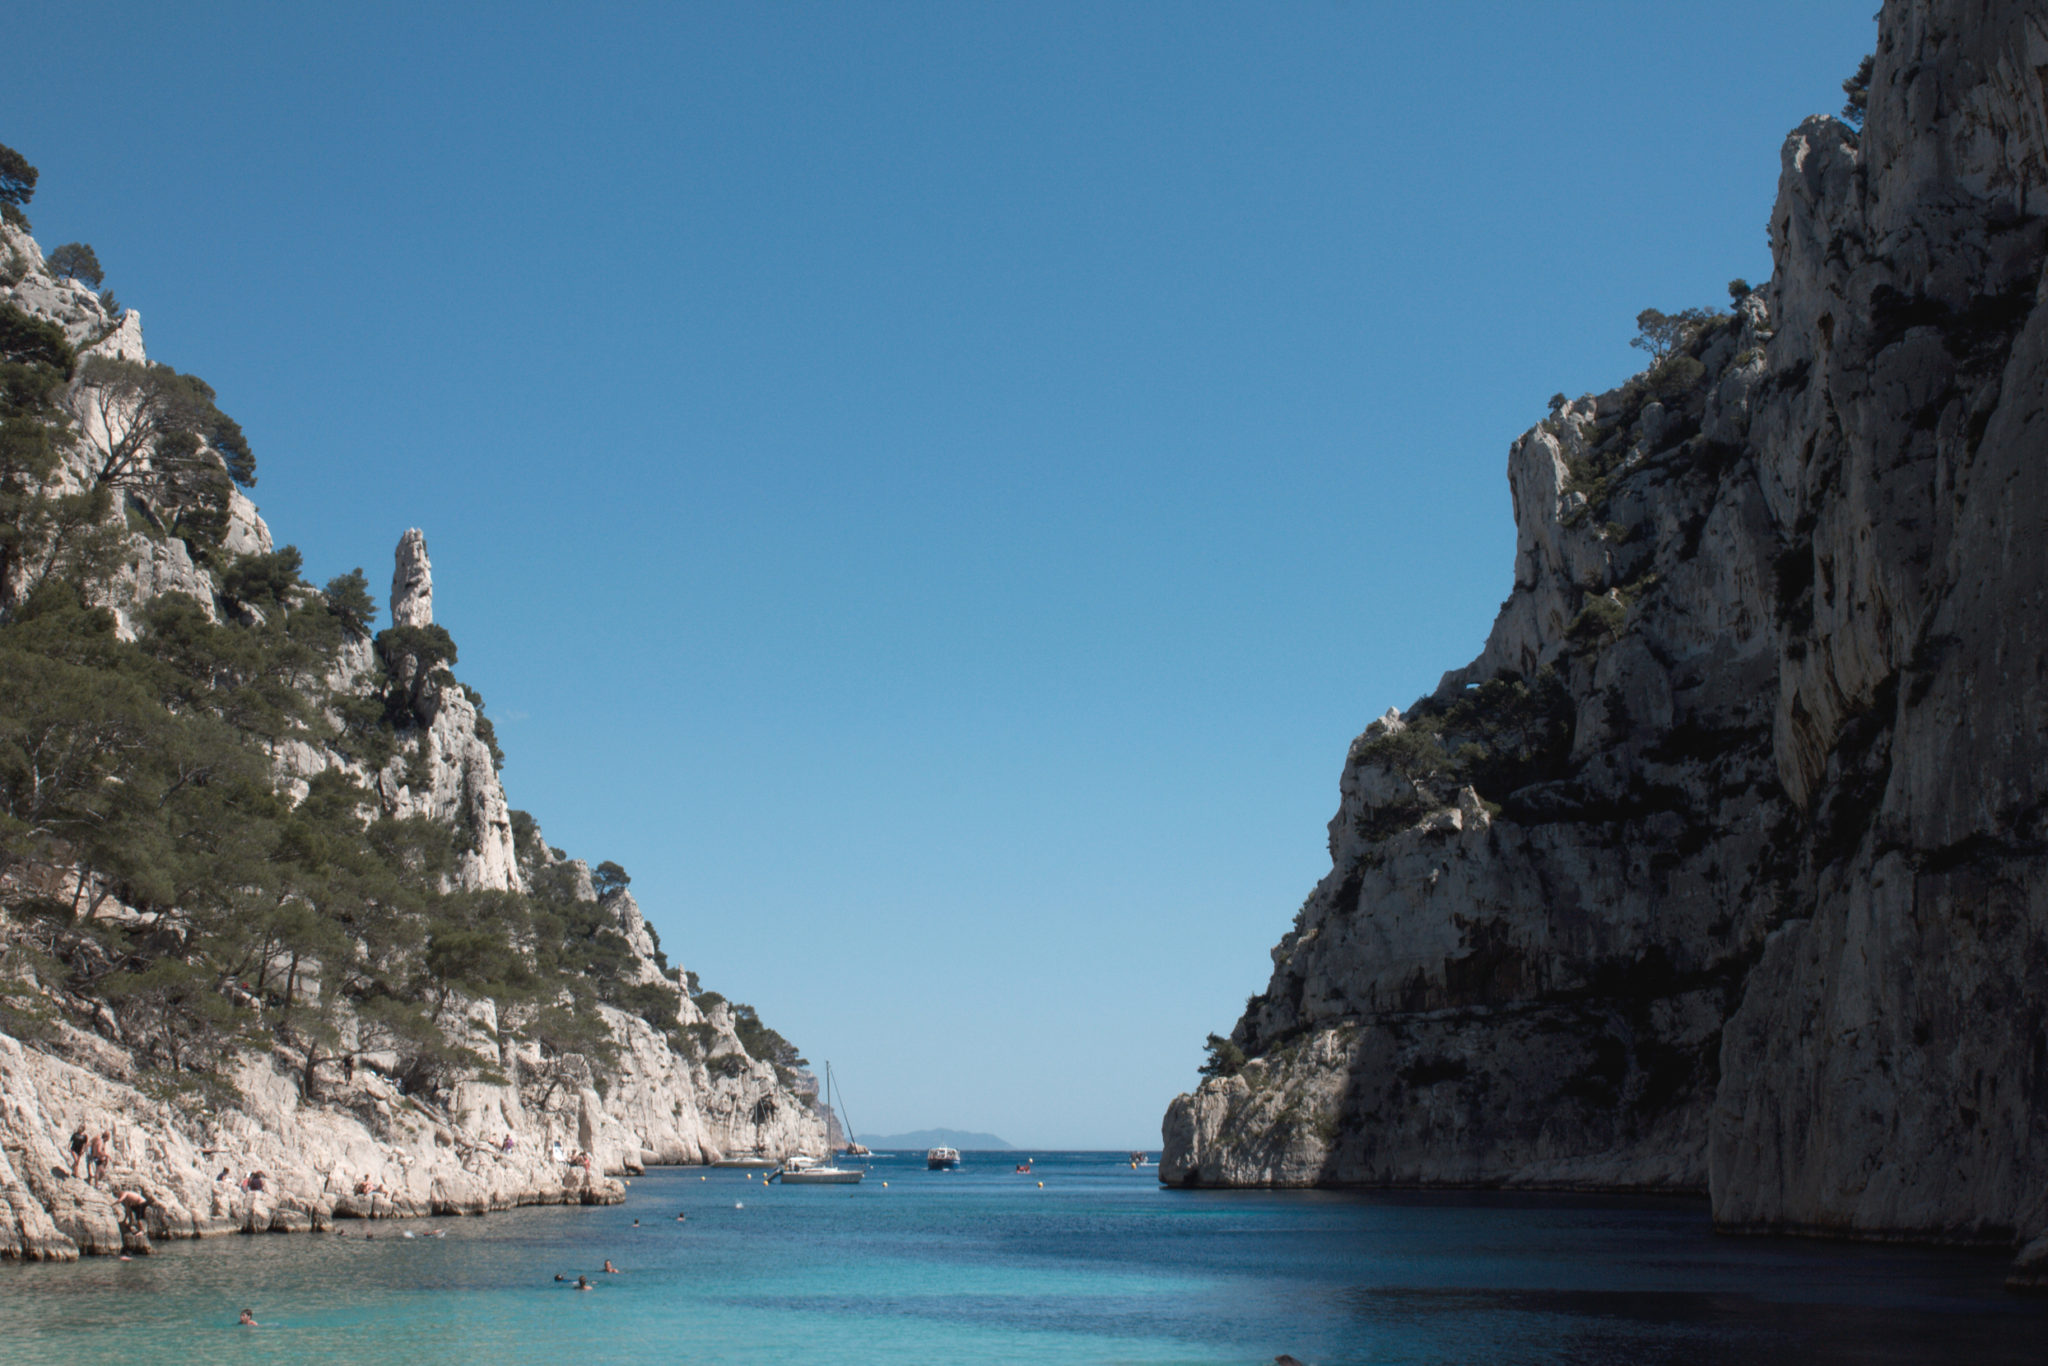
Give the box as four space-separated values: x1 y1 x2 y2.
3 1151 2043 1364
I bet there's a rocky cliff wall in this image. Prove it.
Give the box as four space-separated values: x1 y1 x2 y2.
0 220 825 1261
1162 0 2048 1276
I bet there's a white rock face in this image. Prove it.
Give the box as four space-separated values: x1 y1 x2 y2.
1164 0 2048 1277
391 528 434 628
374 668 525 893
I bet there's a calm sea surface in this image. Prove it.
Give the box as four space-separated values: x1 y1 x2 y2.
2 1151 2042 1364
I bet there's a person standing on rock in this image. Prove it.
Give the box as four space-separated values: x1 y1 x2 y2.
88 1130 110 1184
68 1124 89 1178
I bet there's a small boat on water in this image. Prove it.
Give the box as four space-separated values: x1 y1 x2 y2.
1129 1151 1151 1168
927 1147 960 1170
712 1153 779 1169
773 1155 863 1185
824 1063 874 1166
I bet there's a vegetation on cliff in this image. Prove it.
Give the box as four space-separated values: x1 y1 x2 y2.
0 142 801 1118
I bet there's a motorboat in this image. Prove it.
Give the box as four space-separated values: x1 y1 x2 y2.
927 1147 960 1170
711 1153 779 1169
773 1155 863 1185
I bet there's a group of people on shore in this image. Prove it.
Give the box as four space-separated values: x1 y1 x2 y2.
70 1122 156 1235
67 1124 112 1184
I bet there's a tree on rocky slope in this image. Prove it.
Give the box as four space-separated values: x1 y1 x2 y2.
46 243 102 288
592 860 629 898
0 305 77 611
1629 307 1717 363
1840 53 1874 129
0 142 35 231
72 355 256 492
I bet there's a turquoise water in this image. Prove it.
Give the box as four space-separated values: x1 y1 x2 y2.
2 1151 2042 1364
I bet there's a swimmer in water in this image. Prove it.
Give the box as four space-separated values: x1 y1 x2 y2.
603 1259 619 1274
575 1276 592 1291
238 1309 258 1327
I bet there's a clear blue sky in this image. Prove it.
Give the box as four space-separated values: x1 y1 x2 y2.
10 1 1874 1147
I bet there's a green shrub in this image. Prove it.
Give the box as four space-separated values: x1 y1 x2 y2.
1569 594 1628 645
1199 1033 1247 1079
1649 353 1706 399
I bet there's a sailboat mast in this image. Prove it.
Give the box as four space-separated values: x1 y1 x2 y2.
829 1062 858 1147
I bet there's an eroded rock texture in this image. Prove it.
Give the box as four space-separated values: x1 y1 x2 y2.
1163 0 2048 1268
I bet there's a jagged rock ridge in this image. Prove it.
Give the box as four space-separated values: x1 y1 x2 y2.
1161 0 2048 1282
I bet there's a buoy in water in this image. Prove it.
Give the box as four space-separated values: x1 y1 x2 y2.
735 1201 744 1209
1037 1182 1044 1188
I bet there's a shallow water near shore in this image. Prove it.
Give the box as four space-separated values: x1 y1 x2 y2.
3 1151 2042 1364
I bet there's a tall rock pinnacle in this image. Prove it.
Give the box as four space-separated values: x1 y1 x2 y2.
391 528 434 628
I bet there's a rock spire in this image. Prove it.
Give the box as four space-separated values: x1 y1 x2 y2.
391 527 433 628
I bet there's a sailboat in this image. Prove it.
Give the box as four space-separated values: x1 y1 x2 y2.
774 1062 865 1185
830 1063 872 1158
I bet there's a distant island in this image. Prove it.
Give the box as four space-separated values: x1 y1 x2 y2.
861 1129 1015 1150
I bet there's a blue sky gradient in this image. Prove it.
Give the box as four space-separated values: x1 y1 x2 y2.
9 1 1876 1146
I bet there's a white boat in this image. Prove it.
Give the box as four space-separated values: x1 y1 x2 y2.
927 1147 960 1170
774 1155 863 1185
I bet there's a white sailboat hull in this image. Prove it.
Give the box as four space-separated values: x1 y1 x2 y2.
777 1167 864 1184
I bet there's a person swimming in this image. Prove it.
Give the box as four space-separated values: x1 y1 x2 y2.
237 1309 258 1327
575 1276 592 1291
602 1259 619 1274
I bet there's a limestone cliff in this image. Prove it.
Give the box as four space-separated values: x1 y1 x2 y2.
1162 0 2048 1275
0 208 824 1261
